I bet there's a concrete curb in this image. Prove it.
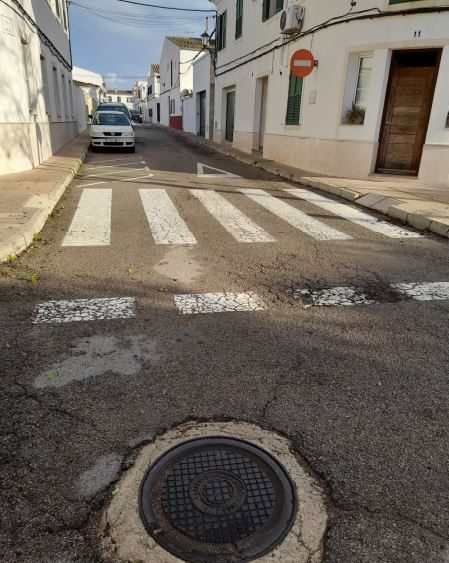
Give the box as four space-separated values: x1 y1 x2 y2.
156 125 449 240
0 139 90 263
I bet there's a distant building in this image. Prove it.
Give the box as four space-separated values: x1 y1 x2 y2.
105 89 133 110
0 0 85 175
132 81 147 116
72 66 106 125
211 0 449 188
159 36 203 129
146 64 160 124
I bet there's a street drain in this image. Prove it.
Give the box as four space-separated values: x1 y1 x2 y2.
139 437 296 562
102 421 327 563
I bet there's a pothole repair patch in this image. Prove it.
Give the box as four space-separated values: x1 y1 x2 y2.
102 421 328 563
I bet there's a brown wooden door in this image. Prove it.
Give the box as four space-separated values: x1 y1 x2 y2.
377 51 440 175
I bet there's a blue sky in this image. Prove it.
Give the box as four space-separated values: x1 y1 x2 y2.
69 0 214 90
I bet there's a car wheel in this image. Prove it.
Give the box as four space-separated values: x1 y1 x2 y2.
128 146 136 153
90 145 97 152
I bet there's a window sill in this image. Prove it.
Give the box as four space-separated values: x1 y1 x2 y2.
284 124 301 129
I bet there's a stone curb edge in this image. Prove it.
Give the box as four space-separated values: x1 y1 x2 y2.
154 124 449 240
0 139 90 263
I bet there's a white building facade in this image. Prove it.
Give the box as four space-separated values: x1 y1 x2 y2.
72 66 106 126
132 80 147 116
159 36 203 129
105 89 133 110
211 0 449 187
146 63 160 124
183 52 214 139
0 0 84 175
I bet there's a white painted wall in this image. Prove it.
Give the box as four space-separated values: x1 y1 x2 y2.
105 90 134 110
212 0 449 186
0 0 80 175
183 53 213 139
159 37 202 128
145 66 160 123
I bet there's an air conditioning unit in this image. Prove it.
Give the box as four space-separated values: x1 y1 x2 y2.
280 5 305 34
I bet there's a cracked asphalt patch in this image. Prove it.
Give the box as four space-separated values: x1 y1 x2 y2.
34 335 159 388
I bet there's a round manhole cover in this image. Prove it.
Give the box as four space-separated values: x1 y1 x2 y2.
139 437 296 562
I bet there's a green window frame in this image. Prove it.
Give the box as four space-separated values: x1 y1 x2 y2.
286 73 302 125
216 10 227 51
262 0 284 22
235 0 243 39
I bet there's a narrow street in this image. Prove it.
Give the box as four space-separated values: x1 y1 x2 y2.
1 124 449 562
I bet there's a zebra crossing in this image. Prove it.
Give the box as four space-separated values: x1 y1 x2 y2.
32 282 449 323
62 185 421 248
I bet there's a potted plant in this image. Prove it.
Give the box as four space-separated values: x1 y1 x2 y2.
342 103 366 125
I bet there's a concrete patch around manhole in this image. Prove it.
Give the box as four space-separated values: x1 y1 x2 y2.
154 246 203 285
34 335 159 389
101 421 328 563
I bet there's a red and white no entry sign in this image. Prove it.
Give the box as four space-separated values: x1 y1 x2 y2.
290 49 316 78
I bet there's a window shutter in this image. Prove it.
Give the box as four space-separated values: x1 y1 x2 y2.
235 0 243 38
262 0 269 22
276 0 284 13
216 15 222 50
222 11 227 49
286 73 302 125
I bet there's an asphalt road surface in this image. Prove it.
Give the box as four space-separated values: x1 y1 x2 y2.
1 124 449 563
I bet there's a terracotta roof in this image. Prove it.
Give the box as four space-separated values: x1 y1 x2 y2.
151 64 160 73
167 36 203 50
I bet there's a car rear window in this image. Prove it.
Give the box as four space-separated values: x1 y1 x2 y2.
99 105 124 112
94 113 130 126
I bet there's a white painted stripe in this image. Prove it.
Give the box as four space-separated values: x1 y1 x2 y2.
174 292 266 315
294 60 313 67
292 287 377 308
240 189 352 241
391 281 449 301
82 160 143 170
33 298 135 324
90 156 140 164
78 174 152 188
190 189 275 243
284 188 421 239
62 189 111 247
139 189 197 245
197 163 241 178
80 167 145 180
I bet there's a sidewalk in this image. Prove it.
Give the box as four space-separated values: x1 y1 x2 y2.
162 125 449 240
0 131 90 262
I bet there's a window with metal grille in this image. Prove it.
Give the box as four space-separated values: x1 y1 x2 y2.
216 11 227 51
40 55 51 116
68 79 74 117
354 55 372 110
262 0 284 22
285 73 302 125
52 66 61 117
61 73 69 118
22 40 36 113
235 0 243 39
